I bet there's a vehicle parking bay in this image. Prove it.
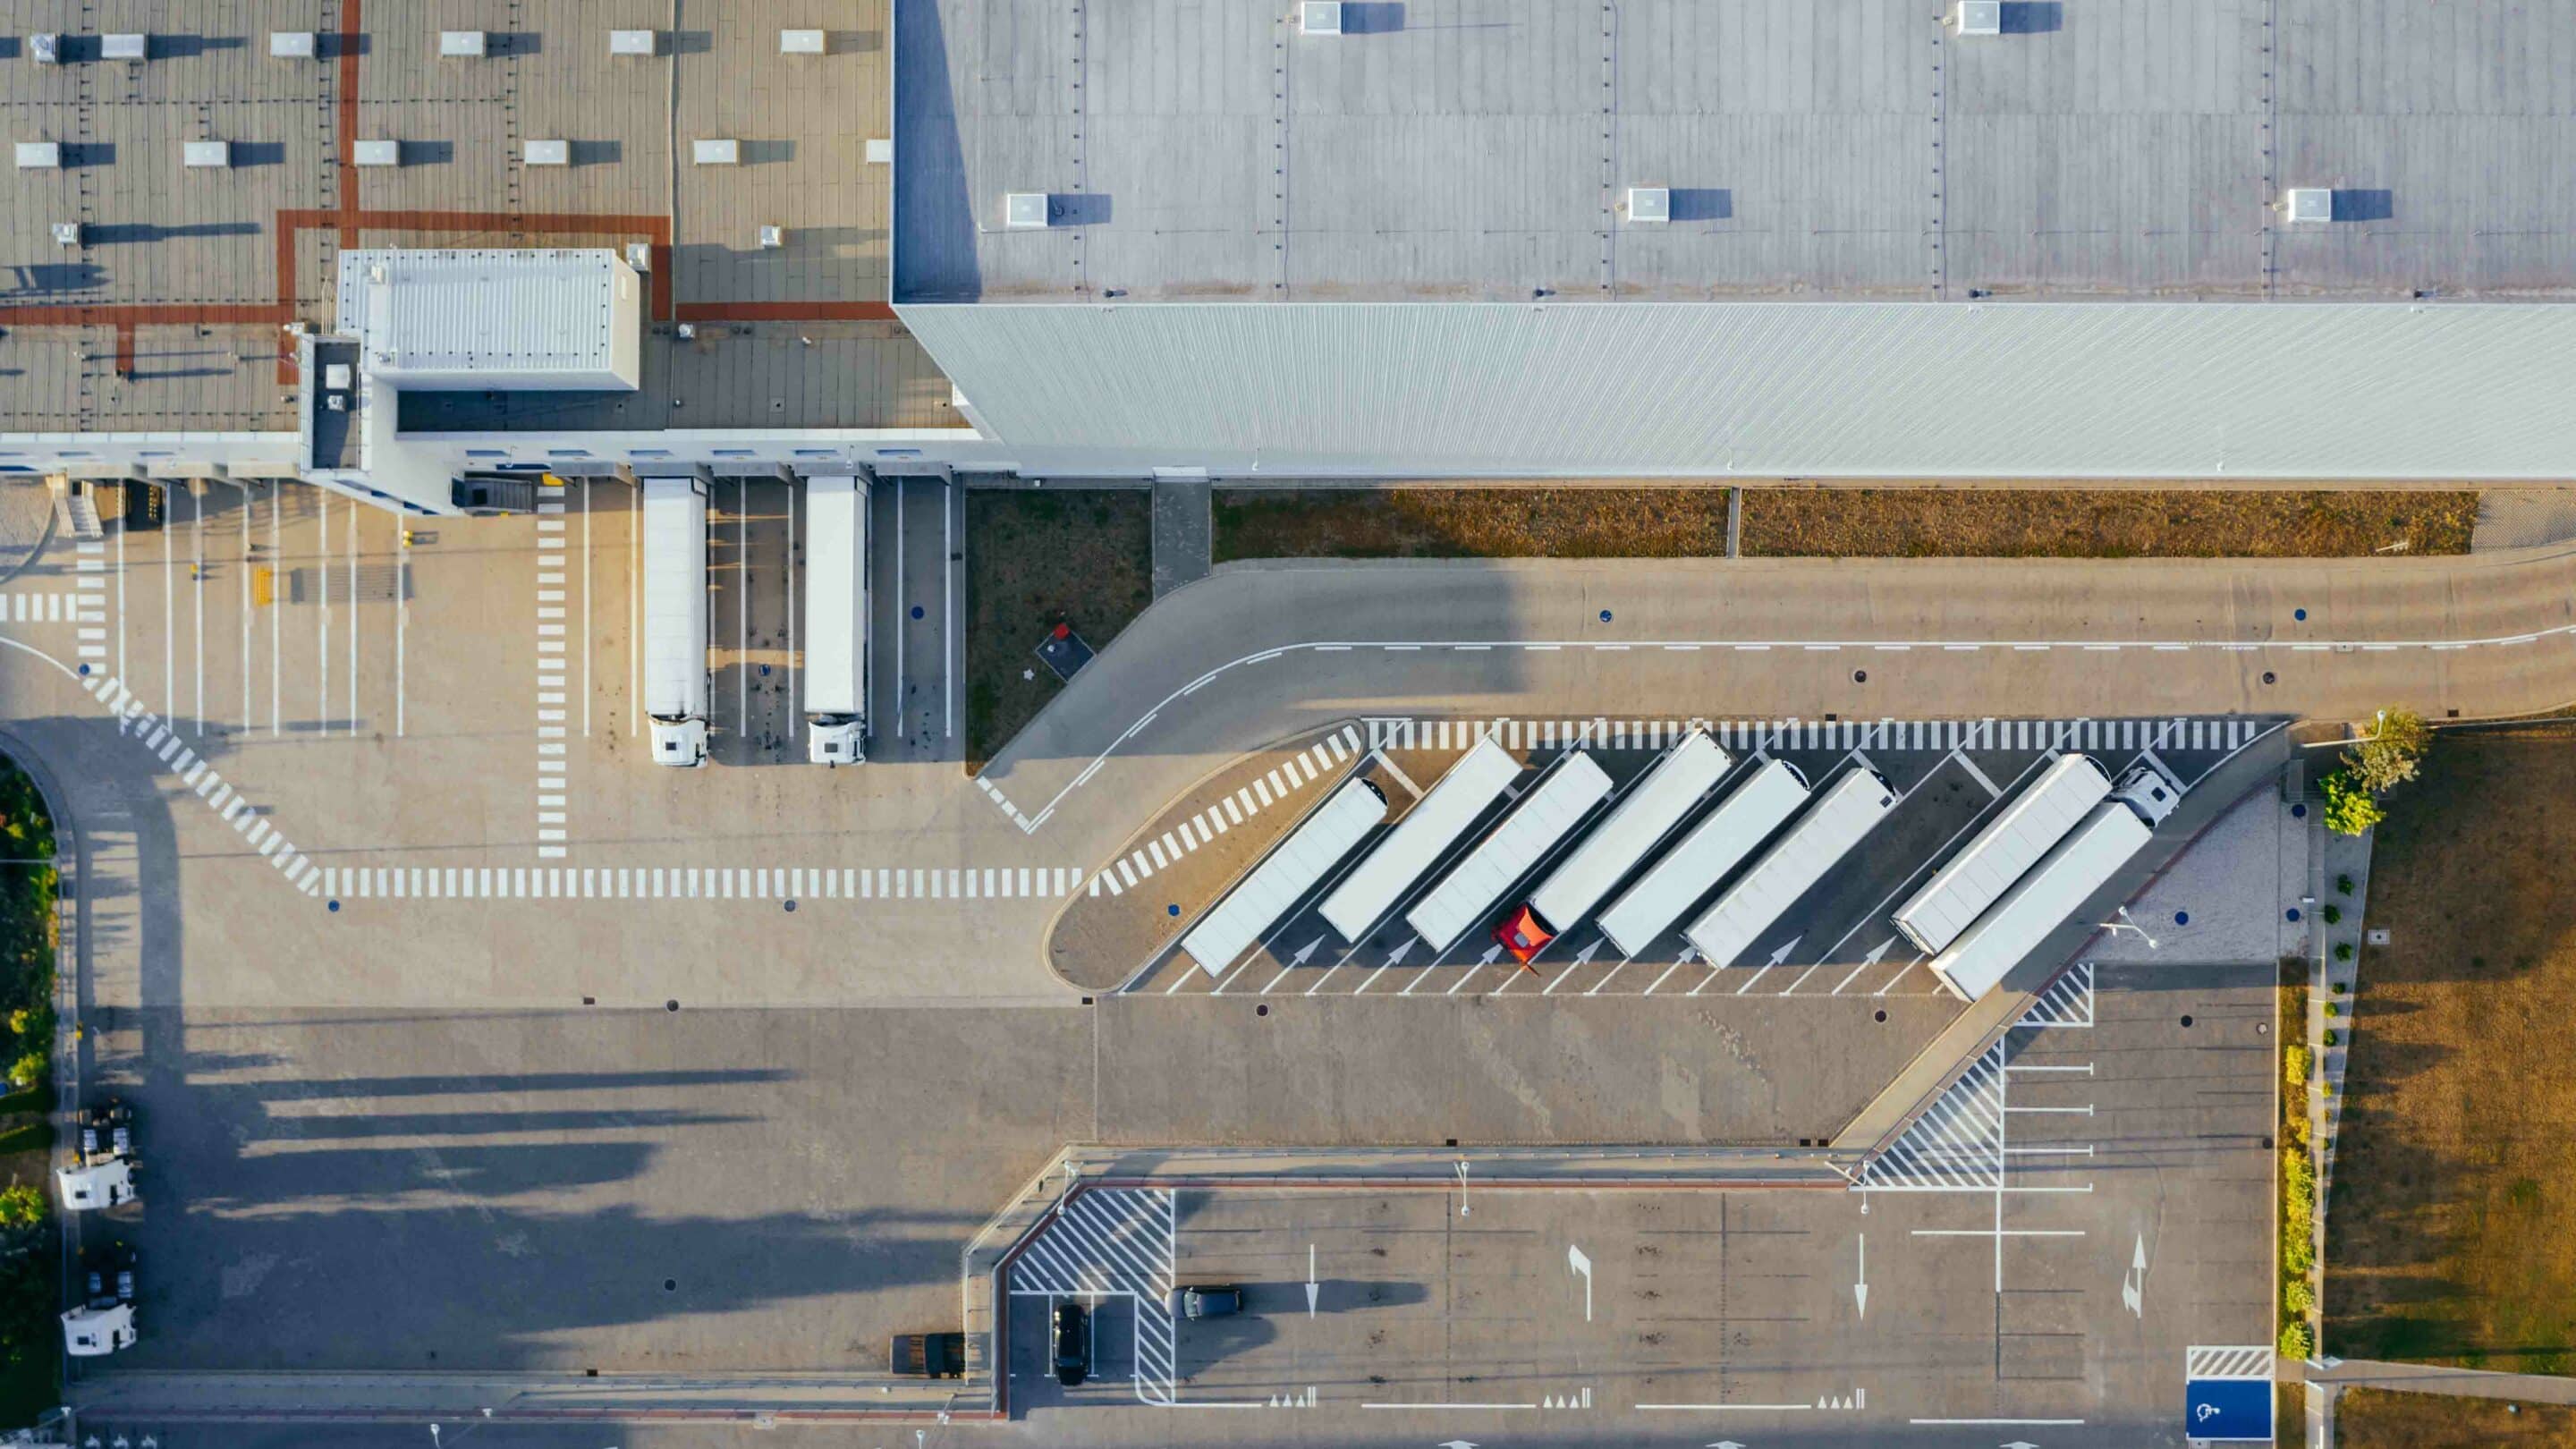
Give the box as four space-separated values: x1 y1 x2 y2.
1118 713 2277 1000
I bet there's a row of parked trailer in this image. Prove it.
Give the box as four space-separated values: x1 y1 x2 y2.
1178 727 2182 1004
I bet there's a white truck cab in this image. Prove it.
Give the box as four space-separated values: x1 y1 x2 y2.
55 1155 136 1212
61 1301 134 1357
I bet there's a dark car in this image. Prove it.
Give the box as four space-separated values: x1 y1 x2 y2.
1053 1302 1090 1387
1166 1284 1245 1319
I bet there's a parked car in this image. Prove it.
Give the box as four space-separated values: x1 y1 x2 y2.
1054 1302 1090 1386
1166 1284 1246 1319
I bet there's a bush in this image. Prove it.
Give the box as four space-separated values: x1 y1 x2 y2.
2322 904 2343 925
2283 1277 2315 1318
0 1186 38 1229
2284 1043 2312 1087
2325 1002 2343 1019
2281 1322 2315 1358
2334 979 2351 995
2343 707 2433 794
2324 1029 2341 1048
2336 873 2356 895
2334 941 2355 962
2321 770 2385 836
2 1055 38 1093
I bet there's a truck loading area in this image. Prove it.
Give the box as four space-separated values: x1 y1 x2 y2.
1104 711 2280 1001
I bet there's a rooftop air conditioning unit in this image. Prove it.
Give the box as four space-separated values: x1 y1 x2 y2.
1626 186 1671 224
324 363 354 391
15 142 62 171
1953 1 2002 35
102 33 148 61
1004 192 1051 229
758 225 786 249
1301 2 1344 36
52 222 81 248
270 31 317 59
2283 187 2333 224
625 242 653 270
183 141 232 169
865 137 893 165
29 33 60 65
609 30 658 56
692 139 741 165
780 29 826 55
439 30 487 58
524 140 571 166
352 140 400 167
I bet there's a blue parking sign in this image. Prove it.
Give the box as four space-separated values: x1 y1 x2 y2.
2185 1376 2274 1441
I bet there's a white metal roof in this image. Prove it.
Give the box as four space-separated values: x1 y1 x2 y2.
1894 754 2113 954
1406 753 1613 952
1182 777 1388 976
1930 802 2153 1004
1318 737 1520 943
1685 768 1896 968
1596 758 1809 959
1528 732 1730 935
335 248 642 392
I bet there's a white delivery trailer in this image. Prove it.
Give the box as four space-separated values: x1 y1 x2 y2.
1524 731 1731 936
1893 753 2111 954
641 476 710 767
1596 757 1809 958
1404 752 1613 952
1929 762 2182 1003
1181 776 1389 976
1318 737 1521 942
802 475 869 765
1684 767 1897 968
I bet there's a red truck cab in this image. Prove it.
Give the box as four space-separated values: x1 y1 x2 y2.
1494 904 1554 965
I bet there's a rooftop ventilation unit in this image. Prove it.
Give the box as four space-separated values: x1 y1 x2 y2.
1301 2 1344 35
102 33 148 61
52 222 80 248
758 225 786 249
28 33 59 64
524 140 571 166
270 31 317 59
865 137 893 165
324 362 354 392
182 141 232 169
1953 1 2002 34
609 30 658 56
439 30 487 58
1626 186 1670 224
352 140 400 167
14 142 62 171
625 242 653 270
2283 187 2333 224
691 139 741 165
1004 192 1051 229
780 29 826 55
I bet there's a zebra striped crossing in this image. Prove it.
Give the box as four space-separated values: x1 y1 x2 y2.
2018 963 2097 1029
1859 1042 2008 1192
1090 726 1362 898
80 670 323 895
319 862 1089 903
1008 1188 1178 1406
1366 715 2259 756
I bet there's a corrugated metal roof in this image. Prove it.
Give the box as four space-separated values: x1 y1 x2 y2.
899 300 2576 479
338 249 636 389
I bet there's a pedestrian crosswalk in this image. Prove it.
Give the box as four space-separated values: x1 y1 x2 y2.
317 862 1090 903
1859 1042 2008 1192
1366 715 2261 756
1007 1187 1178 1406
2018 963 2097 1029
1089 725 1363 898
534 497 572 860
79 669 324 896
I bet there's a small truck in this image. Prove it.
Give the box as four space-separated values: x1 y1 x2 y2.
889 1330 968 1378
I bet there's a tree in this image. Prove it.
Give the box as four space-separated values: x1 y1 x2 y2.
2320 771 2384 836
3 1055 40 1092
0 1186 39 1229
2342 707 2432 794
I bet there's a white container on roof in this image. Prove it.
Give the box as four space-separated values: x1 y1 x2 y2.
335 249 642 393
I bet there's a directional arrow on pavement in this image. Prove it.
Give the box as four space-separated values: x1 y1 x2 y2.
1855 1233 1868 1318
1707 1442 1748 1449
1288 936 1326 967
1573 938 1602 967
1307 1243 1320 1318
2122 1233 2148 1318
1767 934 1804 967
1438 1440 1480 1449
1862 936 1897 966
2003 1441 2041 1449
1385 936 1419 969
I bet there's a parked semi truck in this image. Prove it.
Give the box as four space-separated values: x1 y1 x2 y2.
1684 767 1897 968
803 474 869 765
642 476 711 767
1929 762 2183 1003
55 1099 137 1213
62 1241 136 1358
1497 731 1731 962
1318 737 1520 943
1594 757 1809 959
1405 751 1612 953
1894 753 2112 955
1181 776 1390 976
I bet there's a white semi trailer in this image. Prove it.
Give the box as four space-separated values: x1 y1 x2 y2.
1499 731 1731 961
1318 737 1521 943
1182 776 1390 976
802 475 869 765
1405 752 1613 953
1894 753 2112 954
641 476 710 767
1928 762 2183 1003
1684 767 1898 968
1595 757 1809 959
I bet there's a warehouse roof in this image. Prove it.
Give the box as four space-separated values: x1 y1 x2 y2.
894 0 2576 305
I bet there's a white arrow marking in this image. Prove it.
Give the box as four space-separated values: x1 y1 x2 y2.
1567 1243 1593 1322
1478 943 1503 967
1855 1233 1868 1318
1288 936 1325 967
1438 1441 1480 1449
1707 1442 1748 1449
1307 1243 1319 1318
1767 934 1804 966
1384 936 1418 969
1572 937 1602 966
2122 1232 2147 1317
1862 936 1896 965
2004 1441 2041 1449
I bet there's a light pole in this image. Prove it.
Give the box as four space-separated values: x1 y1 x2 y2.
2101 905 2159 950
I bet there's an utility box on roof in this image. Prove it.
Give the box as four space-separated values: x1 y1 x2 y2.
335 249 642 393
440 30 487 57
182 141 231 169
1627 186 1670 223
2284 188 2334 224
15 142 62 170
271 31 317 59
1004 192 1051 229
609 30 658 55
523 140 570 166
692 139 741 165
780 29 826 55
1954 1 2002 34
102 33 148 61
352 140 399 167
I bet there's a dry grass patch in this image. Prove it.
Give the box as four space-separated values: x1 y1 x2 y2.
963 490 1153 771
2325 725 2576 1371
2338 1386 2576 1446
1212 487 1732 562
1741 489 2477 559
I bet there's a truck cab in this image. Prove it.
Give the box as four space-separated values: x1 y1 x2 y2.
650 716 709 767
55 1155 136 1212
61 1302 134 1358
